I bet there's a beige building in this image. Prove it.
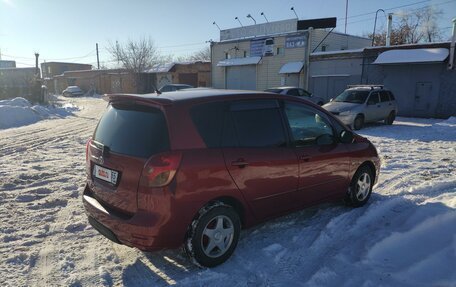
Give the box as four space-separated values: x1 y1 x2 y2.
211 18 370 91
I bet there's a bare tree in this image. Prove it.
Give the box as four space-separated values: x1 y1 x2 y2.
108 37 163 92
174 46 211 62
368 6 443 46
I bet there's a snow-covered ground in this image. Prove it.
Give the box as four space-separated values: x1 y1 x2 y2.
0 96 79 130
0 96 455 287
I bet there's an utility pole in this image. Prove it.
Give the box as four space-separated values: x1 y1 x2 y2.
344 0 349 34
96 43 100 69
34 53 40 77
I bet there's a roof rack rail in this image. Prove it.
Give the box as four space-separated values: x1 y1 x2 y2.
347 84 384 90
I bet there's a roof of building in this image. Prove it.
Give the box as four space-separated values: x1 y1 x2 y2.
41 61 92 66
373 48 449 64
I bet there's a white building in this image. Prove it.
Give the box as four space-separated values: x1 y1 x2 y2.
211 18 371 91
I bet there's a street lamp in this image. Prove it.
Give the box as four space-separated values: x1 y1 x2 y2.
213 21 221 31
247 14 256 25
261 12 269 23
290 7 298 19
235 17 244 27
372 9 385 46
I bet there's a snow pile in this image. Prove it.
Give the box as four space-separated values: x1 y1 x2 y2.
0 97 79 130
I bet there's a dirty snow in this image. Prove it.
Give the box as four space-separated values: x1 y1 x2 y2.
0 96 455 286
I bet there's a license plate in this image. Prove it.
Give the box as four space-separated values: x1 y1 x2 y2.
93 165 118 185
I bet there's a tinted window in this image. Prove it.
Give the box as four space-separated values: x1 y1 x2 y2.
230 101 286 147
284 102 334 146
367 93 380 105
380 91 390 102
190 102 225 148
286 89 299 97
93 104 169 158
388 91 395 100
297 89 311 97
334 90 369 104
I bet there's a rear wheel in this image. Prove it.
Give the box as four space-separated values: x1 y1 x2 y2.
353 115 364 130
346 166 374 207
385 111 396 125
185 203 241 267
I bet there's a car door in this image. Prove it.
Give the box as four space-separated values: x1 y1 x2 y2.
365 92 381 121
283 101 351 207
379 90 393 118
222 99 299 220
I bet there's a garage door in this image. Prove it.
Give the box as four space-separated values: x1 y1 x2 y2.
226 66 256 90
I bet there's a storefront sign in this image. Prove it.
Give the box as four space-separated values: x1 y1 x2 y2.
285 35 307 49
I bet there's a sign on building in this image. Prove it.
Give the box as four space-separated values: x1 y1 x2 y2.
285 35 307 49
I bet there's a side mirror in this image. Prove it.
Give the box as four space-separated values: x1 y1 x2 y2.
340 130 354 144
316 134 335 146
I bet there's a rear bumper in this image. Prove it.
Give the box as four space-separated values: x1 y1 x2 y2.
82 184 181 251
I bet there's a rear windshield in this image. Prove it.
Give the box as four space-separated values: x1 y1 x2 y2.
334 90 369 104
93 103 169 158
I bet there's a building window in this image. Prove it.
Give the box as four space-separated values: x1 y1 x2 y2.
276 47 284 56
47 67 51 75
321 45 327 52
243 51 247 57
225 53 229 59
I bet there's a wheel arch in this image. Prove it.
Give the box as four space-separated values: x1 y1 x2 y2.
358 160 376 183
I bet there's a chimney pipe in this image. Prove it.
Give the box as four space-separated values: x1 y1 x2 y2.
386 13 393 47
448 18 456 70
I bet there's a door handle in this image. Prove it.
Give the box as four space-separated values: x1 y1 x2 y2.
231 159 249 168
299 154 311 162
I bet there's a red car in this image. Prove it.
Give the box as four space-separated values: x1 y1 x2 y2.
83 89 380 267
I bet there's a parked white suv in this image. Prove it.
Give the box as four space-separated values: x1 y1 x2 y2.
323 85 398 130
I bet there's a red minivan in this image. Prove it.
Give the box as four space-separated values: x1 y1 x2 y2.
83 89 380 267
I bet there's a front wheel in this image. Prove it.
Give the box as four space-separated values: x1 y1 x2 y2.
385 111 396 125
185 203 241 267
353 115 364 130
346 166 374 207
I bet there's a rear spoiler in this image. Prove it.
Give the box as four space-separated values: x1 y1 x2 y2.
102 93 173 106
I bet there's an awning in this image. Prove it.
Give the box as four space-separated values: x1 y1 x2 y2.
279 61 304 74
373 48 449 65
217 56 261 67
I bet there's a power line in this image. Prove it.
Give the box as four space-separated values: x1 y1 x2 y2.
344 0 456 26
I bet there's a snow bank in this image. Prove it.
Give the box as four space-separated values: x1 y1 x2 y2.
0 97 79 130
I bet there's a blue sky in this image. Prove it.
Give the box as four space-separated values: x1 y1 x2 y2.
1 0 455 67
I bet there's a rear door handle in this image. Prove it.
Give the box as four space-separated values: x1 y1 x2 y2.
231 159 249 168
299 154 311 162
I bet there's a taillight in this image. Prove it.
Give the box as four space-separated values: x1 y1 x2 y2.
140 151 182 188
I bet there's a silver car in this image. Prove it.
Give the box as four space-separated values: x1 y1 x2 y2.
265 86 326 105
323 86 398 130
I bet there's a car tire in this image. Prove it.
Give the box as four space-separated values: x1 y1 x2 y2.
185 202 241 267
346 165 374 207
353 115 364 130
385 111 396 125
